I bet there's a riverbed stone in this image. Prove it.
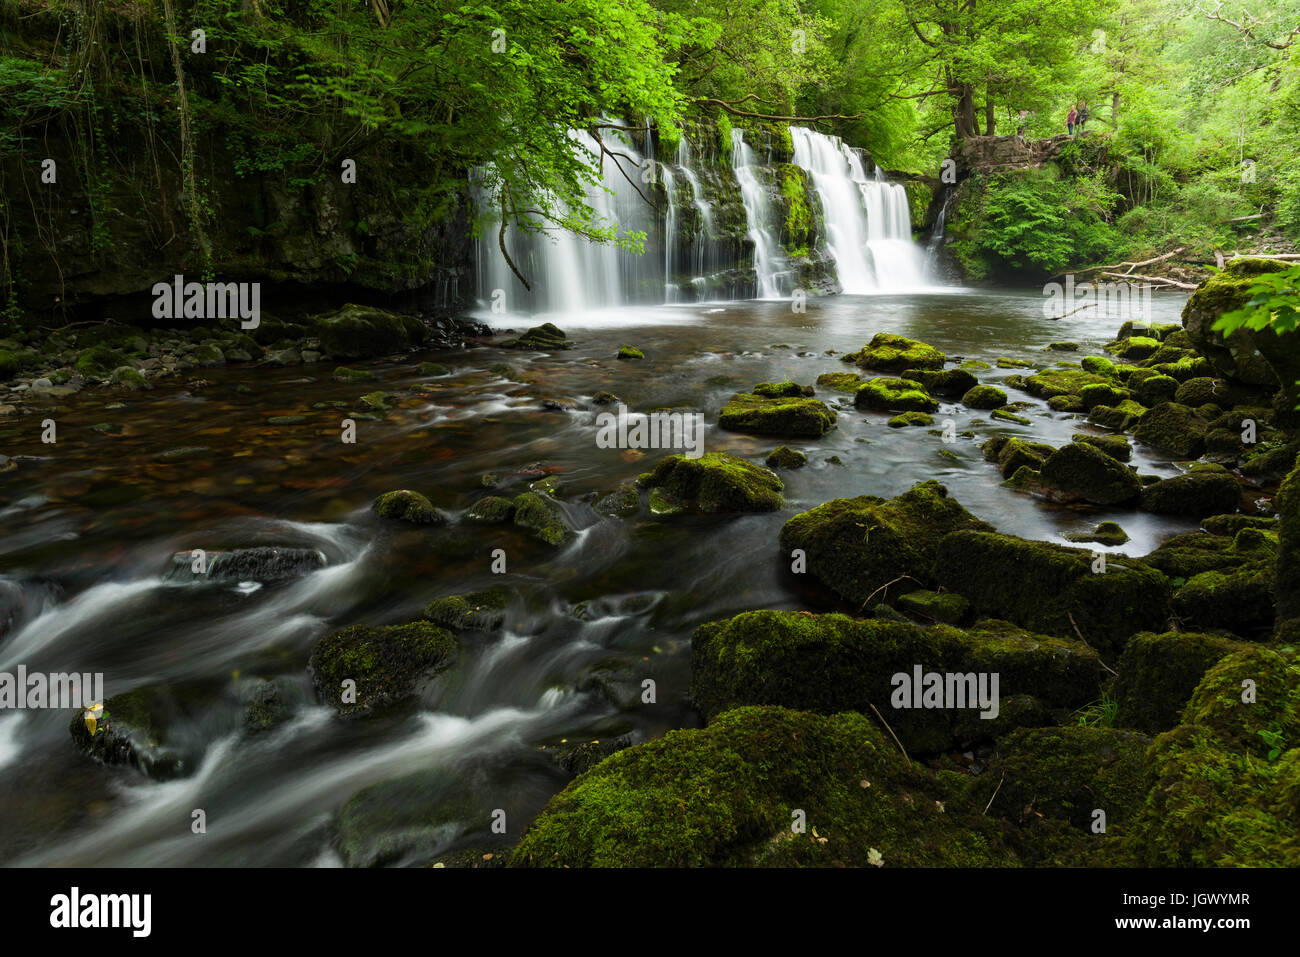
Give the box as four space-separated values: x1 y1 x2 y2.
500 322 573 351
312 303 426 358
1072 433 1131 461
852 332 945 372
68 683 210 780
423 587 508 631
765 446 807 469
512 491 573 544
1037 441 1141 505
1171 562 1275 637
309 621 458 717
1113 631 1253 734
638 451 783 513
1065 520 1130 546
1139 471 1241 516
962 384 1006 408
901 367 978 397
719 390 836 436
1134 402 1209 457
982 435 1055 478
373 489 441 524
853 376 938 413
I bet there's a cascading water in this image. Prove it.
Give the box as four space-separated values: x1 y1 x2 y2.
730 128 789 299
790 126 931 293
674 139 719 297
661 162 678 304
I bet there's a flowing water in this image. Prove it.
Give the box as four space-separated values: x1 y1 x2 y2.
0 287 1218 866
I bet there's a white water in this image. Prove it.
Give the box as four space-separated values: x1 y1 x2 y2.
790 126 932 293
730 128 789 299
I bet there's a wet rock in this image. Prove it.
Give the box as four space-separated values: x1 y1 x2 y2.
1080 355 1117 377
312 303 426 358
853 377 938 413
719 391 836 436
1021 368 1110 399
69 683 212 779
309 621 458 717
1172 562 1275 636
543 734 635 776
594 484 640 516
110 366 150 390
512 491 573 544
779 481 992 606
466 495 517 523
962 384 1006 409
982 436 1055 478
241 676 307 733
512 706 1017 867
900 367 978 397
373 489 442 524
164 546 327 583
851 332 945 372
1065 521 1130 546
616 345 645 360
1072 433 1131 461
638 452 783 513
888 411 934 427
895 589 969 624
765 446 807 469
1087 400 1147 431
1037 441 1141 506
591 390 620 405
815 371 864 393
1139 471 1241 516
935 530 1169 655
418 362 449 376
752 380 814 398
1132 373 1178 406
1133 402 1209 457
1104 336 1161 361
423 587 508 631
1113 632 1253 734
333 366 375 382
500 322 572 351
335 769 484 867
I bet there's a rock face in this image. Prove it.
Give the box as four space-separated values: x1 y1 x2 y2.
955 133 1075 174
718 391 836 437
690 611 1104 752
511 706 1017 867
638 452 784 513
779 481 993 606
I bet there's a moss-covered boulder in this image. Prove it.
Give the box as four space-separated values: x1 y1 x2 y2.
1113 631 1253 734
894 589 970 624
779 482 993 607
1077 382 1129 410
638 452 783 513
974 726 1151 864
423 588 508 631
511 706 1016 867
465 495 516 523
982 436 1055 479
1133 647 1300 866
1277 454 1300 642
935 531 1169 656
962 384 1006 409
512 491 573 545
68 683 209 780
312 303 426 358
691 612 1102 753
1021 368 1111 400
1132 373 1179 406
616 345 645 360
594 484 640 516
1133 402 1209 458
815 371 864 393
1104 336 1161 361
1171 563 1275 637
1138 471 1241 516
901 368 978 397
1072 433 1131 462
752 380 813 398
373 489 441 525
887 411 934 427
853 333 946 372
1080 355 1117 377
308 621 458 717
1065 521 1129 546
1038 441 1142 506
853 377 939 413
500 322 573 350
1088 400 1148 432
765 446 807 469
719 392 836 437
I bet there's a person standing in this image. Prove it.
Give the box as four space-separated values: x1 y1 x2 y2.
1067 104 1078 136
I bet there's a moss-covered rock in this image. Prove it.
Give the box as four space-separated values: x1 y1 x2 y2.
423 588 508 631
465 495 516 523
333 365 375 382
373 489 441 524
638 452 783 513
815 371 864 393
1131 373 1178 406
1065 521 1130 546
888 411 934 427
1276 454 1300 642
308 621 458 717
68 683 208 780
719 392 836 437
900 367 978 397
594 484 640 516
853 332 946 372
313 303 426 358
1077 382 1129 410
1038 441 1141 506
511 706 1017 867
500 322 573 350
1133 647 1300 866
1138 471 1241 516
1113 631 1253 733
935 531 1170 656
962 384 1006 409
982 435 1055 479
1087 400 1148 432
1072 433 1131 462
1171 563 1275 637
854 377 939 413
1104 336 1161 361
895 589 970 624
765 446 807 469
690 611 1101 753
752 380 813 398
1022 368 1111 400
1133 402 1209 458
512 491 573 544
1080 355 1117 377
110 366 150 391
779 481 993 607
1047 393 1087 412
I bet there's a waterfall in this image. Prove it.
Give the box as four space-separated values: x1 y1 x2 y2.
675 139 717 295
661 162 678 304
730 128 789 299
789 126 931 293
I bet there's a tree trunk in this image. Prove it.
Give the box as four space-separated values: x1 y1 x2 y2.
954 82 978 138
1112 90 1120 123
984 98 996 136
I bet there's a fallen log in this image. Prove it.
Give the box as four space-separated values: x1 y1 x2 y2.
1100 271 1198 290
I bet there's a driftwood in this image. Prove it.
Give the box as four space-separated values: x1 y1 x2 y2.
1056 246 1186 281
1101 271 1198 290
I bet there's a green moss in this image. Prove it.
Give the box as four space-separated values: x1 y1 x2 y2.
962 384 1006 409
639 451 783 513
373 489 439 524
333 366 375 381
110 366 150 391
1139 471 1241 516
854 377 938 413
990 409 1031 425
779 164 813 249
765 446 807 469
511 706 1018 867
888 411 934 427
511 491 572 544
1134 403 1210 458
1113 631 1252 734
752 380 813 398
75 345 126 378
982 435 1055 478
1171 563 1275 637
1065 520 1130 546
1021 367 1111 399
465 495 516 523
778 481 993 606
895 589 970 624
1072 433 1131 461
815 371 863 393
719 392 836 436
901 367 978 397
1086 399 1148 431
1080 355 1116 377
423 588 508 631
418 361 449 376
616 345 645 360
854 333 945 372
500 322 573 351
1103 336 1161 360
312 303 426 358
309 621 458 717
997 357 1034 369
1038 441 1142 506
1078 382 1129 409
594 484 640 516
